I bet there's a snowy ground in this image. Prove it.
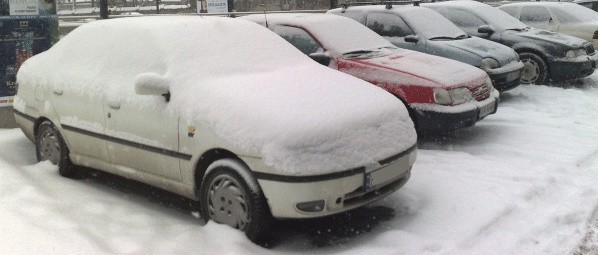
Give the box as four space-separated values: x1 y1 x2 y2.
0 75 597 254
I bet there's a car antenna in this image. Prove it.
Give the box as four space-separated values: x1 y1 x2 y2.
260 2 269 28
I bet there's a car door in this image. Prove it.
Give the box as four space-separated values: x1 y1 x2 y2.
103 91 182 181
365 12 425 52
49 85 109 162
519 6 559 31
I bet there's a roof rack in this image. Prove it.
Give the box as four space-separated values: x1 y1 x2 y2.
340 0 422 11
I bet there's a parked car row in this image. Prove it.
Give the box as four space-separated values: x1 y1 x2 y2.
11 0 598 244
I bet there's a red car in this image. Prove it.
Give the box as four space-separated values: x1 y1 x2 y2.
241 13 499 134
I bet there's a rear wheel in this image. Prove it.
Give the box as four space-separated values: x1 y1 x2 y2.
35 120 76 177
519 52 548 85
199 159 271 243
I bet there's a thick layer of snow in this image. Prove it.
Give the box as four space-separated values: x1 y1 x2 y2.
17 16 416 175
1 73 597 253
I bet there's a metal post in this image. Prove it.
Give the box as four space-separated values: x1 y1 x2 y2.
330 0 337 9
100 0 109 19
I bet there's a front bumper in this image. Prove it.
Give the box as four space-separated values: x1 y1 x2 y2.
550 54 598 80
411 89 500 134
486 61 524 92
242 145 417 219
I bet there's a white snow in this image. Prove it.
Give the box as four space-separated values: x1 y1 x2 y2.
1 72 597 253
241 13 395 55
17 16 416 175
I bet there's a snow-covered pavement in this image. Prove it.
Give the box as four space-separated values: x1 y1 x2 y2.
0 75 597 254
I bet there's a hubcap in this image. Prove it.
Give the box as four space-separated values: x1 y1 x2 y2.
521 58 540 84
38 128 61 165
207 174 249 230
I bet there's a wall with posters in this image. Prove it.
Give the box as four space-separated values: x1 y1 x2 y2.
0 0 58 108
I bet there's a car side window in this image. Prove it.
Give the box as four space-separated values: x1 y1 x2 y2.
435 9 486 29
271 25 323 55
500 6 519 18
365 12 414 38
520 6 552 24
551 8 577 24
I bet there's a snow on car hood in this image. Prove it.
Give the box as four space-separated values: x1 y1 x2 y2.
517 28 587 48
442 37 517 66
16 16 416 175
348 50 488 89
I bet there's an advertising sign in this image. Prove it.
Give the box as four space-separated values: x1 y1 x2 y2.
197 0 229 14
9 0 39 16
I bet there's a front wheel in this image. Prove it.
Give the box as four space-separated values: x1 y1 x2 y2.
199 159 271 243
35 120 76 177
519 52 548 85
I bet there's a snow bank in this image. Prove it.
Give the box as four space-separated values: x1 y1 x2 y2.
17 16 416 175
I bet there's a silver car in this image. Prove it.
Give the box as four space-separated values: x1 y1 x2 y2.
329 5 524 92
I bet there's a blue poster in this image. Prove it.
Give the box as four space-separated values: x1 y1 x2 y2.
0 0 57 106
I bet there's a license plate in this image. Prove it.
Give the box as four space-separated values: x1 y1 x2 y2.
479 101 496 119
364 163 396 193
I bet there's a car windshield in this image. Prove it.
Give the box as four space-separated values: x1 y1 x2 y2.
471 3 528 30
306 16 399 57
551 3 598 23
399 8 469 40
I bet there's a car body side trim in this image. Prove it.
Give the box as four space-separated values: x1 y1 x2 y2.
61 124 193 161
253 144 417 183
13 109 36 123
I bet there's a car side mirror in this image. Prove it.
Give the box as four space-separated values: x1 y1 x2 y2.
309 52 332 66
478 25 495 35
404 35 419 43
135 72 171 101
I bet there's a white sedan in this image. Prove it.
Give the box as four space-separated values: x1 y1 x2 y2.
499 2 598 48
13 16 417 242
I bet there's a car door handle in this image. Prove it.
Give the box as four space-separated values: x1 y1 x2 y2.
53 89 63 96
108 102 121 110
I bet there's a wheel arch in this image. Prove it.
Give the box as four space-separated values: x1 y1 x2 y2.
514 47 551 72
193 148 245 197
33 117 52 141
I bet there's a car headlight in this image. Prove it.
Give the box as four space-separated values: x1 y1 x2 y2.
566 49 587 58
486 77 495 92
481 58 500 71
434 87 473 105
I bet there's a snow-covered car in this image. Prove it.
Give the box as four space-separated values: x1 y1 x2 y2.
574 0 598 12
12 16 418 242
241 13 499 134
499 2 598 48
423 1 598 85
328 5 524 92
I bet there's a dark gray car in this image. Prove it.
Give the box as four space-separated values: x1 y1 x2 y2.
424 1 598 85
328 5 524 92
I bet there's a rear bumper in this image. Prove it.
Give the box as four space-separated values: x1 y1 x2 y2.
411 89 499 134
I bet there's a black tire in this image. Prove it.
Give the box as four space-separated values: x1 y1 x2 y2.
199 159 271 243
519 52 548 85
35 120 76 178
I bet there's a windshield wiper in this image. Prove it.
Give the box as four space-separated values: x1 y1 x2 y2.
343 49 379 57
429 36 458 41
